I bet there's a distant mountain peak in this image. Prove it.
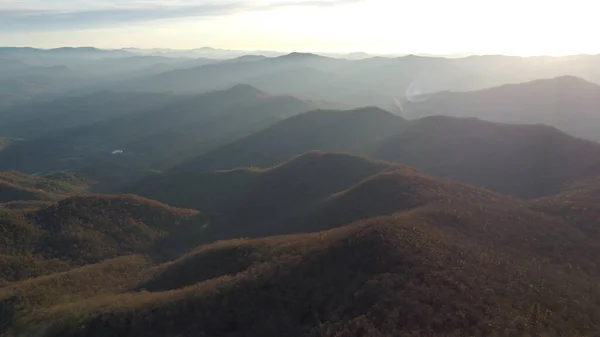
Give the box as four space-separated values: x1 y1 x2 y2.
279 52 326 59
221 55 268 64
226 83 267 97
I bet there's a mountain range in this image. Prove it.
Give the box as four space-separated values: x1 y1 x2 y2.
3 81 600 198
5 48 600 116
106 53 600 114
3 47 600 336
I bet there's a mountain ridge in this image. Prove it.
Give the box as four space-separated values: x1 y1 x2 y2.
175 108 600 198
174 106 408 173
404 75 600 141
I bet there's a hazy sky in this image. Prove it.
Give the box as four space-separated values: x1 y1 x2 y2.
0 0 597 55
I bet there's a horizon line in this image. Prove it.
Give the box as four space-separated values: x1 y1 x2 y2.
1 45 599 59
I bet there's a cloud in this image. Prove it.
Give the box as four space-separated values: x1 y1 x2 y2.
0 1 247 31
0 0 363 31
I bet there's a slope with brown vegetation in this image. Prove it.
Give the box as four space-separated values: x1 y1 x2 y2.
0 171 91 203
33 195 201 263
5 215 600 337
0 194 201 285
0 254 156 332
4 153 600 336
0 180 59 203
530 177 600 233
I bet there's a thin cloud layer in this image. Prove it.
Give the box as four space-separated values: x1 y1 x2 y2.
0 0 363 31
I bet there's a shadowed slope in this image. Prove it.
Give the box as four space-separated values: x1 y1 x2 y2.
133 151 600 274
175 107 407 172
374 116 600 197
176 107 600 198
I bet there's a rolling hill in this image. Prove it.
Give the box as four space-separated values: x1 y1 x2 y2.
136 151 600 270
4 152 600 336
135 152 399 236
177 109 600 198
0 171 90 203
133 151 600 272
403 75 600 142
530 177 600 233
0 194 201 285
7 219 600 337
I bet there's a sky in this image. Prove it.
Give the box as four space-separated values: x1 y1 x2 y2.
0 0 597 56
